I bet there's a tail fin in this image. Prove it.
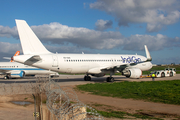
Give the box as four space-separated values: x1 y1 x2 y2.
10 51 20 62
15 19 51 55
144 45 152 61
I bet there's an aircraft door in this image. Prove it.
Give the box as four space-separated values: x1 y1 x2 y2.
52 55 58 67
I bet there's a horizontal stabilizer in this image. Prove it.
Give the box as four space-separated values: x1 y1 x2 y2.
3 57 11 60
24 55 41 65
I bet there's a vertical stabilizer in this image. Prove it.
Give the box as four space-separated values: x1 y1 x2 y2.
15 19 51 55
144 45 152 61
10 51 20 62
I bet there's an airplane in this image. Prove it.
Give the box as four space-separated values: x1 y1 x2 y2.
13 19 152 82
10 51 20 62
0 51 59 79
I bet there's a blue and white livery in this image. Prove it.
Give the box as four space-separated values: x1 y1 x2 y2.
0 62 59 79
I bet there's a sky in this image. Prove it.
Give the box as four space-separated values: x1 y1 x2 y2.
0 0 180 64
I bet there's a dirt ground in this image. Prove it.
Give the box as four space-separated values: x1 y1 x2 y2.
0 94 34 120
0 86 180 120
0 75 180 120
75 88 180 120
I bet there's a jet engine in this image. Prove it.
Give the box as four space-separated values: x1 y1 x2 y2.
122 68 142 78
10 71 25 78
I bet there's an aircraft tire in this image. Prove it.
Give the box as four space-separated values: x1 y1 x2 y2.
106 77 114 82
84 76 91 81
4 76 9 80
84 76 87 81
110 77 114 82
87 76 91 81
106 77 109 82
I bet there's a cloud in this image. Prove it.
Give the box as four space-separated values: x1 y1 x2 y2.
31 22 123 50
0 26 18 38
0 42 21 55
95 19 113 31
90 0 180 32
31 23 180 51
46 45 91 53
0 22 179 52
123 34 180 51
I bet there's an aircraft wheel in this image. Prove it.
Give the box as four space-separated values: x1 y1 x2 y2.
106 77 109 82
84 76 87 81
106 77 114 82
4 76 9 80
110 77 114 82
84 76 91 81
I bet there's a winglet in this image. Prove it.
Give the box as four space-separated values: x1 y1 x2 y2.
144 45 152 61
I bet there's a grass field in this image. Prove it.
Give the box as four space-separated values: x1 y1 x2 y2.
77 80 180 105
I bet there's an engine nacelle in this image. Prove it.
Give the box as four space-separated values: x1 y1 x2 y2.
122 68 142 78
91 73 105 77
10 71 25 78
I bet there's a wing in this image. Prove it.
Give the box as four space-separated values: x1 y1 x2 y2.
100 63 133 73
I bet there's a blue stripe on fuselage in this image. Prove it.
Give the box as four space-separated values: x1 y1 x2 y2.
0 68 45 71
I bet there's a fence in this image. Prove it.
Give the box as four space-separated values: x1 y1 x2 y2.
0 75 104 120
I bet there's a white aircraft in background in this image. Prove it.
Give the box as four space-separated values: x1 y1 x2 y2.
0 51 59 79
13 20 152 82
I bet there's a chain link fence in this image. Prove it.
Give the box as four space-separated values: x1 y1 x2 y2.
0 75 104 120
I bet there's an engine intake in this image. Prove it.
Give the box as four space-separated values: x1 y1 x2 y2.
122 68 142 78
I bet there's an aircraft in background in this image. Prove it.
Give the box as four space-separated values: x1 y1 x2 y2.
10 51 20 62
13 20 152 82
0 51 59 79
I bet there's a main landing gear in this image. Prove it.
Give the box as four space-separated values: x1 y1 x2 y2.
84 74 114 82
106 72 114 82
84 75 91 81
106 77 114 82
4 75 10 80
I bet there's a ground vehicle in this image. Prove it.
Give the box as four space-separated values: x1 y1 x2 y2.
150 68 176 78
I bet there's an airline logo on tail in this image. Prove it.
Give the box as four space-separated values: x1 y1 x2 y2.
11 51 20 62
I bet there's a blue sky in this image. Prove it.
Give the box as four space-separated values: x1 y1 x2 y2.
0 0 180 64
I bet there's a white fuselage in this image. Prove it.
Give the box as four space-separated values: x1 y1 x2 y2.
14 53 152 74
